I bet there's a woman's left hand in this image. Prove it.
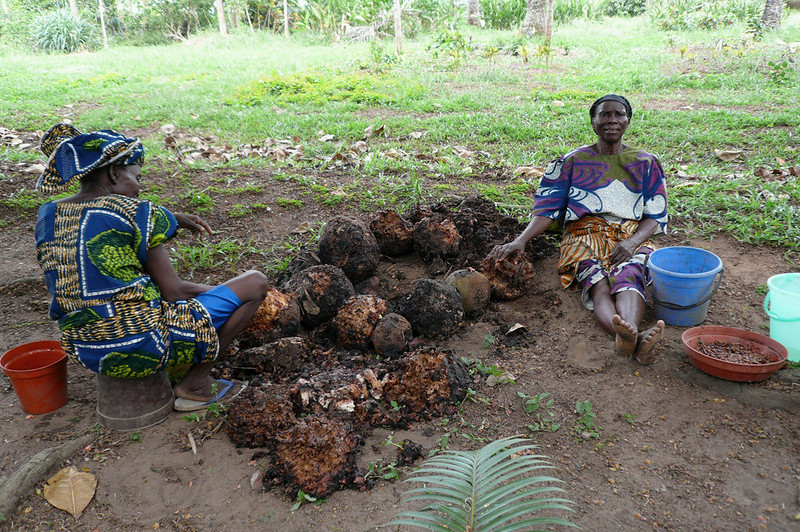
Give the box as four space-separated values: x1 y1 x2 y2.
174 213 213 237
610 238 638 267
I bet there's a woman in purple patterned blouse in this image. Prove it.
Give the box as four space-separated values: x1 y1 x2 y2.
490 95 668 364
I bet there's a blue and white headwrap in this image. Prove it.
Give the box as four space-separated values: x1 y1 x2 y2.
37 123 144 193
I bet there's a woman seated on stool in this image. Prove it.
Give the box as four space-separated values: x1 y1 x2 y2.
490 95 668 364
35 123 267 411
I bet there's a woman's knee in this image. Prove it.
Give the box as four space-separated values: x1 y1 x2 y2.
227 270 268 303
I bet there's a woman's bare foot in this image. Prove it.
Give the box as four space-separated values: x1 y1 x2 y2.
634 320 665 365
612 314 638 356
173 376 219 402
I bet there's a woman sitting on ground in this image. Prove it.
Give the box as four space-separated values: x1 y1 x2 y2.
490 94 668 364
35 123 268 410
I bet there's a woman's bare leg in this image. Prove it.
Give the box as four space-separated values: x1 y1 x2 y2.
174 270 268 401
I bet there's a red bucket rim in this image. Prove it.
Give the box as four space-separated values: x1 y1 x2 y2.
1 341 67 375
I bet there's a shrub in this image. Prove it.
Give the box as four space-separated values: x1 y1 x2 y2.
480 0 525 29
649 0 761 30
0 11 32 49
413 0 462 27
554 0 603 23
601 0 646 17
31 10 97 53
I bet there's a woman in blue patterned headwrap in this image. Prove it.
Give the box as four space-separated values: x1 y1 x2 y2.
490 95 668 365
35 123 268 411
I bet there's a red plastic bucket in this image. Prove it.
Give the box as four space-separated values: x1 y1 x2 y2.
1 341 68 415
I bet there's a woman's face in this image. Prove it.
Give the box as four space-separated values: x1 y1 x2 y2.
591 101 630 144
109 164 141 198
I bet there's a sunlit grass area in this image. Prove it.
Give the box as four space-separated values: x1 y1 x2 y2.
2 13 799 263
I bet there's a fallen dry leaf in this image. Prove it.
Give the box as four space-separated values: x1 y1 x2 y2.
188 431 197 455
159 123 176 134
43 466 97 519
714 149 743 162
515 165 545 178
507 323 528 335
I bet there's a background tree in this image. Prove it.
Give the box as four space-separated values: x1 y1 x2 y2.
521 0 546 35
215 0 228 35
761 0 782 29
466 0 482 26
68 0 79 17
98 0 108 46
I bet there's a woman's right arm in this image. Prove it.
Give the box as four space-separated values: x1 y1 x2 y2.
144 244 212 302
488 215 554 260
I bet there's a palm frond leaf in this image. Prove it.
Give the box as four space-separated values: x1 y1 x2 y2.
383 436 577 531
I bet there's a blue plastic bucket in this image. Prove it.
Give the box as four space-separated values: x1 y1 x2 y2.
763 273 800 362
647 247 723 327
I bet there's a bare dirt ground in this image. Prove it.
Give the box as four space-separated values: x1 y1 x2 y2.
0 158 799 532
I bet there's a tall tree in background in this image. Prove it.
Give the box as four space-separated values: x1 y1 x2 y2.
283 0 288 36
68 0 79 17
761 0 782 29
393 0 402 54
466 0 482 26
215 0 228 35
521 0 546 36
98 0 108 46
1 0 8 14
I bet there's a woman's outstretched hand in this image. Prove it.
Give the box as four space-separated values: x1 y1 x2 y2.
174 213 213 237
488 240 525 261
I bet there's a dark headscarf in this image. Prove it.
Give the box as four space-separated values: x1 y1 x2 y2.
589 94 633 120
37 123 144 194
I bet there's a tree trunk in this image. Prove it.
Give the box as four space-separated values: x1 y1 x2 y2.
215 0 228 36
283 0 289 37
466 0 481 26
393 0 402 54
761 0 782 30
1 0 8 15
98 0 109 47
521 0 547 35
67 0 79 18
544 0 554 39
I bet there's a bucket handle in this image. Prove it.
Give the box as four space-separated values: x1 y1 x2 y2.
763 291 800 322
645 257 724 310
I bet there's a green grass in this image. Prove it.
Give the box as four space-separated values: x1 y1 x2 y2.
2 15 799 258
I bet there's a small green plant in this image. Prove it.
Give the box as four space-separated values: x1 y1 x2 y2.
367 41 398 72
482 333 496 349
229 203 251 218
622 413 636 424
460 355 513 384
276 197 303 209
290 489 323 512
755 284 769 296
575 400 600 439
766 60 791 83
129 431 142 442
481 45 500 61
365 458 400 481
389 399 404 412
181 190 216 214
384 436 576 530
519 391 562 433
182 412 203 423
427 27 470 66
